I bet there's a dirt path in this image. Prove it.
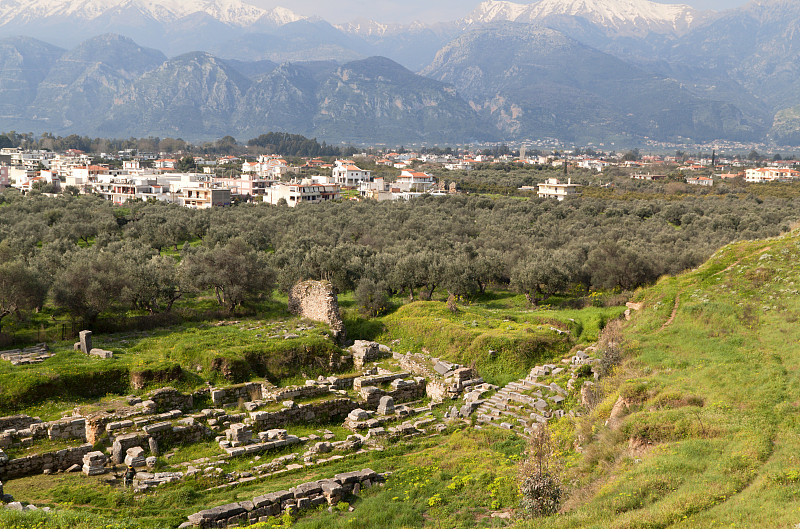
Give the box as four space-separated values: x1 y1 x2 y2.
660 294 680 331
720 245 772 275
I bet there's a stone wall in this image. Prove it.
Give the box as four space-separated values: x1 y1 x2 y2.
349 341 391 369
0 444 93 480
329 375 360 390
85 412 114 445
0 417 86 448
250 399 359 432
46 417 86 441
269 385 331 402
426 381 450 402
147 422 209 447
396 352 480 402
148 387 193 412
358 379 427 409
211 382 266 407
353 372 410 391
396 352 435 378
287 280 346 342
184 469 384 528
0 415 41 432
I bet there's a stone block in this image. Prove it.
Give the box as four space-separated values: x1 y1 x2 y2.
377 396 395 415
142 422 171 435
148 437 159 456
82 450 107 476
253 491 292 508
292 481 322 498
226 423 252 445
187 503 246 524
78 330 92 355
347 409 370 422
89 348 113 359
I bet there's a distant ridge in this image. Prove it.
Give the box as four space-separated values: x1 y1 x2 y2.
0 0 304 27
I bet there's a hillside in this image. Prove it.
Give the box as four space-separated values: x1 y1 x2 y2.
421 23 768 143
0 34 488 143
528 230 800 526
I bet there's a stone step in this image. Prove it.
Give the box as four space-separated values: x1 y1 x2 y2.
482 407 527 423
522 379 552 390
480 419 532 438
476 407 500 418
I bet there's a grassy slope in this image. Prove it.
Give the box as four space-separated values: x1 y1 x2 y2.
529 231 800 528
369 294 624 386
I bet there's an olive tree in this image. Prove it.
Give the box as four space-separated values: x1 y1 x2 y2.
51 249 129 325
511 250 569 305
181 238 274 313
0 260 47 333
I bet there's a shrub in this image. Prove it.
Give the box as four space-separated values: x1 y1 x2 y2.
446 293 459 314
597 320 624 377
355 278 389 317
518 427 562 518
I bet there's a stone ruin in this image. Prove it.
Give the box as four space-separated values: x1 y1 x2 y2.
288 280 346 343
181 469 385 528
349 340 391 368
391 351 483 403
0 339 501 521
474 347 604 437
82 451 107 476
73 330 113 358
0 344 54 365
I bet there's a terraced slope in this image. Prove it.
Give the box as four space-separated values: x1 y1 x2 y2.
534 231 800 527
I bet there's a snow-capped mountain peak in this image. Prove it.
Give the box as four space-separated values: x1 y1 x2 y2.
0 0 305 27
465 0 700 36
463 0 533 25
335 17 392 37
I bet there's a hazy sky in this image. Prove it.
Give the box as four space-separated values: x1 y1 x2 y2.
252 0 751 24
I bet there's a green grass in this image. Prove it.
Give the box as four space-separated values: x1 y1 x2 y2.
0 315 344 414
366 295 623 386
0 284 627 528
1 428 525 529
523 230 800 528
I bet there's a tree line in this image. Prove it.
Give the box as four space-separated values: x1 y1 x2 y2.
0 187 796 329
0 131 357 159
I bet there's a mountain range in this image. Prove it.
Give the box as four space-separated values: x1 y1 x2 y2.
0 0 797 145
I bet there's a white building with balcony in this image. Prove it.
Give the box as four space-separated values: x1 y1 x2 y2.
536 178 581 201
